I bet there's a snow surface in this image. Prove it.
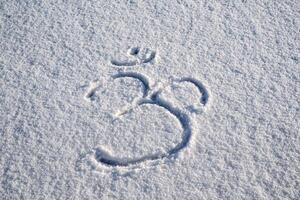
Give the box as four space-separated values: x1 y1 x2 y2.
0 0 299 199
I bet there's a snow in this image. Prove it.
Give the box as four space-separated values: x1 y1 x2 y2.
0 0 299 199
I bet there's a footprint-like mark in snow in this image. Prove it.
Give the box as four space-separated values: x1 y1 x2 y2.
111 47 156 66
81 71 210 169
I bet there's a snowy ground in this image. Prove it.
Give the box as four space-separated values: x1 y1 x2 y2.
0 0 299 199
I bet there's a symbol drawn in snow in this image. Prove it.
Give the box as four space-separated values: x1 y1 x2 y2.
79 47 210 168
111 47 156 66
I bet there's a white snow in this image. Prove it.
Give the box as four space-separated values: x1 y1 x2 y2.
0 0 299 199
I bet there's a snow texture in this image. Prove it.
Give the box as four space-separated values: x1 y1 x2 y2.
0 0 299 199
